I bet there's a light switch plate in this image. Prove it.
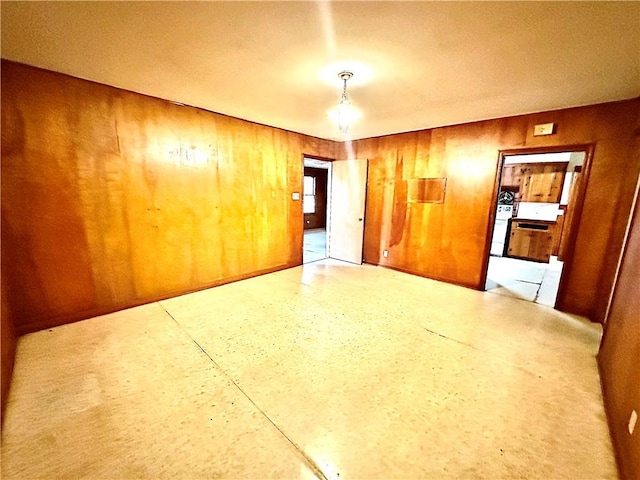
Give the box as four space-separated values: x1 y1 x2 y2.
292 192 300 200
533 123 555 136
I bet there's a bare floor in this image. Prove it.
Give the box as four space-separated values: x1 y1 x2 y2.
1 260 616 479
486 255 563 307
303 228 327 264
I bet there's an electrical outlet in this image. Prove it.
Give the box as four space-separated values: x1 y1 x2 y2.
383 250 388 258
629 410 637 435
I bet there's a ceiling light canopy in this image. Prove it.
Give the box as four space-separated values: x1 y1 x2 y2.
327 71 361 134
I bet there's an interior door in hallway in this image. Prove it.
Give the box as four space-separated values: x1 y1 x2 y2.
328 159 368 264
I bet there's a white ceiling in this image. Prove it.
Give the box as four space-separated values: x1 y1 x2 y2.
2 1 639 141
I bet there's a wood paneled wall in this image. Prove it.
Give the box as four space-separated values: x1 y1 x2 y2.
598 173 640 480
1 61 637 332
1 61 336 334
340 98 640 321
1 282 17 421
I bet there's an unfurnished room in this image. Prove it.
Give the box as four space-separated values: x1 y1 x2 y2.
1 2 639 479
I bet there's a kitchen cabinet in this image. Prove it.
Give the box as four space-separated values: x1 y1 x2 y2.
502 162 567 203
501 165 520 189
507 219 558 263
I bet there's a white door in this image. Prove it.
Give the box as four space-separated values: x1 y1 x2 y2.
328 159 368 264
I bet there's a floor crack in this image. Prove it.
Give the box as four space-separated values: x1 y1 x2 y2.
423 327 479 351
158 302 329 480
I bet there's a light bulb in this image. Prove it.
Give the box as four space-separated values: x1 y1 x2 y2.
327 99 361 133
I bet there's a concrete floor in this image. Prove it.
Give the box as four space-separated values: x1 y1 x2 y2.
1 260 617 479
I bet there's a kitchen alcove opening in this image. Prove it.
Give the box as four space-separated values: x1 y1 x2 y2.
484 150 586 308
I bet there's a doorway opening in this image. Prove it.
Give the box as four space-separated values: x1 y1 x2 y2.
484 149 588 307
303 157 331 263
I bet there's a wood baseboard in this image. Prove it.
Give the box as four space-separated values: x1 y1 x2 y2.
16 263 295 336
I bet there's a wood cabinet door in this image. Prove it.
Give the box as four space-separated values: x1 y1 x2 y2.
501 165 518 187
510 162 567 203
526 163 566 202
507 221 556 263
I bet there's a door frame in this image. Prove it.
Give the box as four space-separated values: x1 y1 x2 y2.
301 155 334 262
479 144 595 310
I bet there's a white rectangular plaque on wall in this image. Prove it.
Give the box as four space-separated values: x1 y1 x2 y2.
533 123 555 136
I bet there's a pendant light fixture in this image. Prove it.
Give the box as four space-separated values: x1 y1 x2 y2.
327 71 360 134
